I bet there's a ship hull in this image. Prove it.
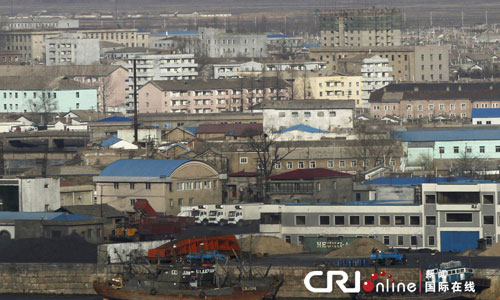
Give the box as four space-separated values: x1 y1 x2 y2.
94 280 271 300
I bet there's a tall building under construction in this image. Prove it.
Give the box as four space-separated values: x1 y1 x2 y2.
319 8 402 47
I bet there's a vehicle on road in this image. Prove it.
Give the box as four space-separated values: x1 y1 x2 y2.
370 248 407 266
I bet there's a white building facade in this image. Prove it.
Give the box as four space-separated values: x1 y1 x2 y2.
45 33 100 66
361 55 394 102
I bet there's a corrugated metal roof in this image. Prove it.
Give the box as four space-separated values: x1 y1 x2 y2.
270 168 351 180
183 126 198 135
363 177 483 186
101 136 121 147
471 108 500 118
393 129 500 142
0 212 92 221
277 124 328 134
166 30 199 35
197 123 262 136
99 159 189 177
96 116 133 122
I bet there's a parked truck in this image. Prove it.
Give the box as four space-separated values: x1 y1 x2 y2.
193 205 214 225
208 205 230 226
227 203 262 226
369 248 407 266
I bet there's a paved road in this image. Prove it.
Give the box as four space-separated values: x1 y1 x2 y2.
245 252 500 269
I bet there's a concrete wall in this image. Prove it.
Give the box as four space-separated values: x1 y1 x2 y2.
263 108 354 132
20 178 60 212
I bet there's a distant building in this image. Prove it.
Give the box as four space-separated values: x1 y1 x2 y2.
45 33 100 66
0 51 21 65
0 65 128 113
310 44 449 82
472 108 500 125
118 53 198 103
361 55 393 102
213 60 327 79
0 76 98 112
261 100 355 133
292 73 364 107
181 27 268 58
137 78 291 114
3 18 79 30
138 112 263 130
369 82 500 120
318 8 402 47
0 178 60 212
80 29 150 48
94 159 223 215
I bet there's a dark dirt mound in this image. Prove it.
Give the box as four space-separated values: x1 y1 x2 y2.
0 236 97 263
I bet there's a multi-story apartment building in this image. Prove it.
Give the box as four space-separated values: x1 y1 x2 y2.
137 78 291 114
45 33 99 66
214 60 327 79
310 45 449 82
292 73 364 107
319 8 402 47
361 55 393 101
368 82 500 120
0 51 21 65
3 18 79 30
259 180 500 252
80 29 150 48
118 53 198 104
0 30 61 63
0 76 97 113
0 65 128 113
181 27 268 58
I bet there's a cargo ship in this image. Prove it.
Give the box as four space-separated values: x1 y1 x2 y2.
93 263 283 300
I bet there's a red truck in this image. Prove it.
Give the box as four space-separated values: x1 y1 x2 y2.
112 199 195 241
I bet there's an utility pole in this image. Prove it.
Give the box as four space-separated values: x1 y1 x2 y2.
133 59 138 144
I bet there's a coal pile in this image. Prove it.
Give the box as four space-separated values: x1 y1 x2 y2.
0 236 97 263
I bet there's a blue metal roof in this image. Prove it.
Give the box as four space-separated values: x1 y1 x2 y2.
96 116 133 122
166 30 198 35
471 108 500 118
363 177 482 186
393 129 500 142
100 159 189 177
0 212 92 221
266 34 291 38
101 136 121 147
184 126 198 135
277 124 328 134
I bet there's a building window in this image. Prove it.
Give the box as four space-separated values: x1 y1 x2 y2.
466 146 472 153
397 236 404 246
439 147 445 154
129 183 135 190
383 236 389 245
319 215 330 225
329 111 336 117
240 157 248 164
446 213 473 223
480 146 485 153
411 236 418 246
483 194 494 204
316 182 321 191
170 199 174 208
113 183 119 189
327 160 334 168
275 162 281 169
351 160 357 167
496 146 500 152
339 160 345 168
380 216 390 225
285 236 291 243
349 216 360 225
364 216 375 225
429 104 434 110
76 92 79 98
177 182 184 191
334 216 345 225
410 216 421 225
309 161 316 168
298 161 305 169
203 181 211 189
295 215 306 225
287 162 293 169
428 236 435 246
461 103 466 110
484 215 494 225
146 183 151 190
395 216 405 225
292 112 298 117
454 146 459 153
426 216 436 225
298 236 304 245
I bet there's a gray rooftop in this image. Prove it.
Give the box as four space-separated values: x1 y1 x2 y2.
260 100 355 110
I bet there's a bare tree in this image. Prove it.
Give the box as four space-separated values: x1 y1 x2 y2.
352 124 398 171
449 151 488 178
100 75 116 114
28 92 57 126
247 131 295 202
415 153 434 171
